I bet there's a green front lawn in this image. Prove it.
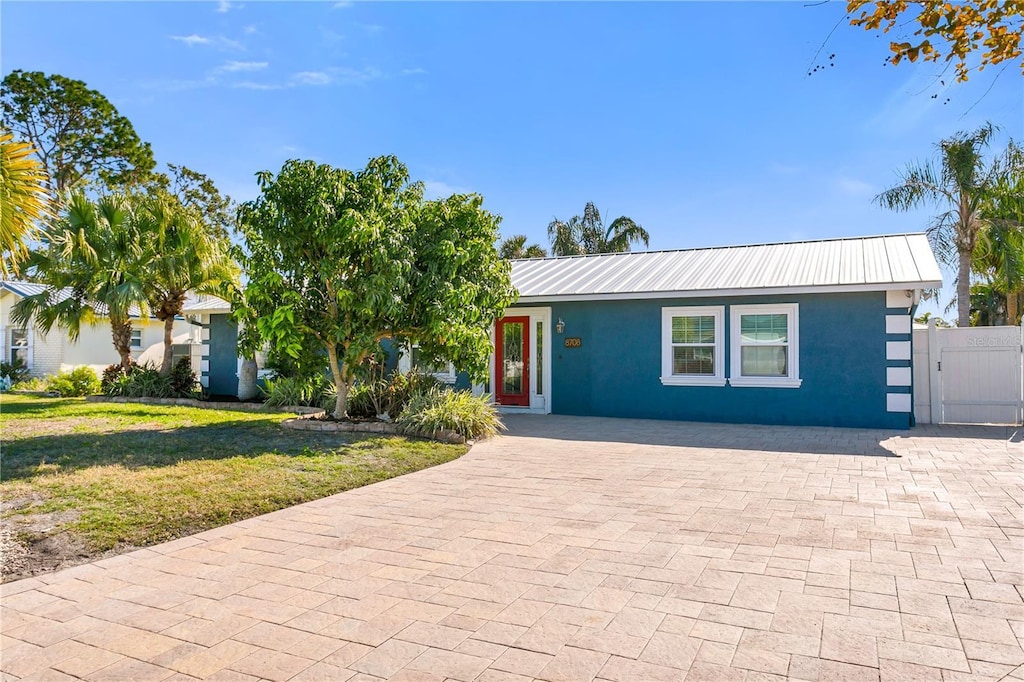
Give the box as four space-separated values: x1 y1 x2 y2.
0 395 466 576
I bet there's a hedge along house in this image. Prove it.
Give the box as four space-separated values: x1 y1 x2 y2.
491 233 942 429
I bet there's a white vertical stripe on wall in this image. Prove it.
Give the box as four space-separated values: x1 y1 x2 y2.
886 367 912 386
885 315 912 334
886 341 912 361
886 393 912 412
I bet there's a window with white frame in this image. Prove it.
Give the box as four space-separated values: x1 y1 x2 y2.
660 306 726 386
401 344 457 383
130 329 143 350
729 303 801 388
10 327 28 365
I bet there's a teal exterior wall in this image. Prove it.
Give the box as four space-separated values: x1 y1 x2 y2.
537 291 909 429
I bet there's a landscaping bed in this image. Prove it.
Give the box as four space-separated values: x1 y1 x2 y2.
0 394 468 582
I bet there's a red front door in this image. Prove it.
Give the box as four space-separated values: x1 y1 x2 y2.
495 316 530 406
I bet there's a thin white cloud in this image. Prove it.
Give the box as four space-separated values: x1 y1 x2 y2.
423 180 471 199
216 0 240 12
243 25 258 35
169 34 244 51
218 61 268 73
332 66 382 85
292 71 333 86
836 176 874 197
232 81 284 91
333 1 353 8
401 68 427 76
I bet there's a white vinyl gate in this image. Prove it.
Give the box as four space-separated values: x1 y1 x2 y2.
913 322 1023 425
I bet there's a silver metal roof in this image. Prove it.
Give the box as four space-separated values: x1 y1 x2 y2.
511 233 942 302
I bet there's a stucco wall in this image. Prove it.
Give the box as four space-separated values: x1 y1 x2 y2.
533 291 907 429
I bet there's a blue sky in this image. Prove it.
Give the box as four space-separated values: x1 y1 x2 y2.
2 1 1021 316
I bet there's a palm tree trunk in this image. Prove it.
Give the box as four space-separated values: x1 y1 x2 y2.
1008 290 1021 327
957 247 972 327
111 319 133 369
159 316 176 377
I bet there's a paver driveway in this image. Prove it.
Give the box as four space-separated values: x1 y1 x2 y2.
2 415 1023 681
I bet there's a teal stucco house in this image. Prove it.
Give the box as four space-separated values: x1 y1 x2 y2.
196 232 942 429
490 233 941 429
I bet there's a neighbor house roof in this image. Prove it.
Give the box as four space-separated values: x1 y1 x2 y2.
510 233 942 302
181 294 231 315
0 281 151 319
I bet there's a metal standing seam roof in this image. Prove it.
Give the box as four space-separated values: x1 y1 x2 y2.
510 233 943 301
1 281 230 318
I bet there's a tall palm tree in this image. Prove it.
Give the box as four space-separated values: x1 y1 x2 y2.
875 123 1022 327
140 193 238 376
11 192 150 368
973 172 1024 324
499 234 547 259
547 202 649 256
0 131 49 277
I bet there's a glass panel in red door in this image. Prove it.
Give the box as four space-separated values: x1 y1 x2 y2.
495 316 530 406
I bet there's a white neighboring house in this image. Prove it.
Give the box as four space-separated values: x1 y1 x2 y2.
0 281 189 378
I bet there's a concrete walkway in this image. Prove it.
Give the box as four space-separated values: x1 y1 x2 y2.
2 415 1023 681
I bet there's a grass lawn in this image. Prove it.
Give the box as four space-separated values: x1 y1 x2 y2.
0 394 467 580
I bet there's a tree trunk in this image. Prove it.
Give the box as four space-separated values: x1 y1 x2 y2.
111 319 133 369
957 247 972 327
159 316 175 377
1007 290 1021 327
325 344 349 419
237 357 259 400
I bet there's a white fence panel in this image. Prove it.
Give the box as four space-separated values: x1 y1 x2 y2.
914 322 1023 425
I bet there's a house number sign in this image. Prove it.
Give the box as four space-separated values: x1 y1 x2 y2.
564 337 582 348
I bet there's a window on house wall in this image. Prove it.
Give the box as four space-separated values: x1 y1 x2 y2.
130 329 143 350
10 328 28 365
408 345 457 383
729 303 801 388
660 306 726 386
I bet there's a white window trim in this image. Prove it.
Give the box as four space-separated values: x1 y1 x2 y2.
729 303 802 388
130 328 143 350
660 306 726 387
398 344 457 384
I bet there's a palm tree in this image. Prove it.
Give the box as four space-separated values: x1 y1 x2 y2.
0 131 49 277
140 193 238 376
973 172 1024 324
875 123 1022 327
499 234 547 259
12 192 150 368
547 202 650 256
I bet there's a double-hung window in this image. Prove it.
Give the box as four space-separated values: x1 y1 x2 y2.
729 304 801 388
130 329 143 350
660 306 725 386
400 344 457 384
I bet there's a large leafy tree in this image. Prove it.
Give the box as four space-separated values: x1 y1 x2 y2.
0 71 155 203
147 164 236 242
547 202 650 256
875 123 1022 327
237 156 515 419
499 234 547 259
1 130 49 277
11 193 151 368
139 194 239 376
847 1 1023 82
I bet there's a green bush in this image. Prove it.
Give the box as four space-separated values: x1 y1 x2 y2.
397 387 504 440
101 362 133 392
102 360 201 399
9 376 48 392
46 366 101 397
1 357 31 384
260 374 335 409
347 370 443 419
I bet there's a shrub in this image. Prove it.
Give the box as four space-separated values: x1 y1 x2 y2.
0 357 30 384
9 376 48 392
397 387 504 440
261 374 335 409
346 370 443 419
46 366 101 397
101 362 134 391
170 358 200 398
102 360 200 399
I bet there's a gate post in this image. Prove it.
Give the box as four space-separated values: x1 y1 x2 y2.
928 319 942 424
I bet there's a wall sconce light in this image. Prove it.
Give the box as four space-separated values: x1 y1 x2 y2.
555 318 565 334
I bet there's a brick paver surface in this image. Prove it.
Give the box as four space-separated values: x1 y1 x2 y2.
2 415 1022 681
